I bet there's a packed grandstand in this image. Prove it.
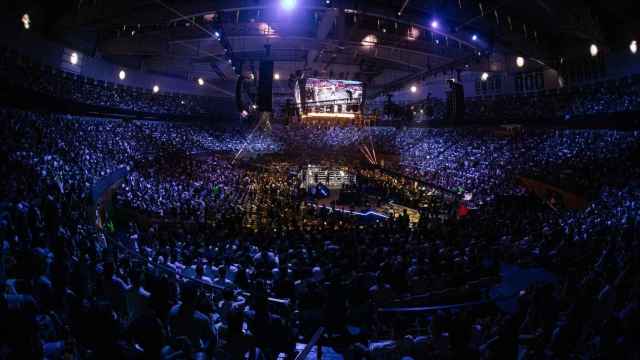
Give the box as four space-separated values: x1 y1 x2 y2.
2 103 640 358
2 0 640 359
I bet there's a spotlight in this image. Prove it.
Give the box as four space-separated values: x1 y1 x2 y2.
197 77 204 86
516 56 525 68
472 34 478 41
228 59 232 63
361 34 378 48
410 85 417 93
258 22 275 36
630 40 638 54
281 0 296 11
274 73 280 80
590 44 598 57
153 85 160 93
481 72 489 81
21 14 31 30
118 70 126 80
431 20 439 29
70 52 78 65
214 31 220 38
407 27 420 41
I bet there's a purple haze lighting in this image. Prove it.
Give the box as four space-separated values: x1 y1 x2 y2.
431 20 439 29
281 0 296 10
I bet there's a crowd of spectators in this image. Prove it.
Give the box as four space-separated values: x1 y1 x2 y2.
464 76 640 123
564 78 640 118
0 46 226 115
396 127 640 204
372 76 640 124
2 102 640 359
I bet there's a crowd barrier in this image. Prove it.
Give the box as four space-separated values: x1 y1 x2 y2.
519 176 587 209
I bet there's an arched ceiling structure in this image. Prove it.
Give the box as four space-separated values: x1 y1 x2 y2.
12 0 632 96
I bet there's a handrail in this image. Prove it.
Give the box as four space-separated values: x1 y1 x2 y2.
114 239 290 307
377 292 519 313
294 327 325 360
389 276 500 303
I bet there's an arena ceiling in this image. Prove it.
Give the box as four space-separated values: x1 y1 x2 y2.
7 0 638 94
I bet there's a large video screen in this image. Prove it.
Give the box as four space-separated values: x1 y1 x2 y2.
296 78 363 108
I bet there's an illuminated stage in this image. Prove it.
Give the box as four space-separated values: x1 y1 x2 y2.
312 189 421 225
300 164 421 224
300 164 355 189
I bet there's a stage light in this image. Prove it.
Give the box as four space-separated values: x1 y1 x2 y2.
410 85 417 93
228 59 232 63
481 72 489 81
22 14 31 30
407 27 420 41
214 31 220 38
70 52 78 65
472 34 478 41
361 34 378 48
516 56 525 68
630 40 637 54
281 0 296 11
153 85 160 93
590 44 598 57
431 20 439 29
274 73 280 80
258 22 275 36
197 77 204 86
118 70 126 80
